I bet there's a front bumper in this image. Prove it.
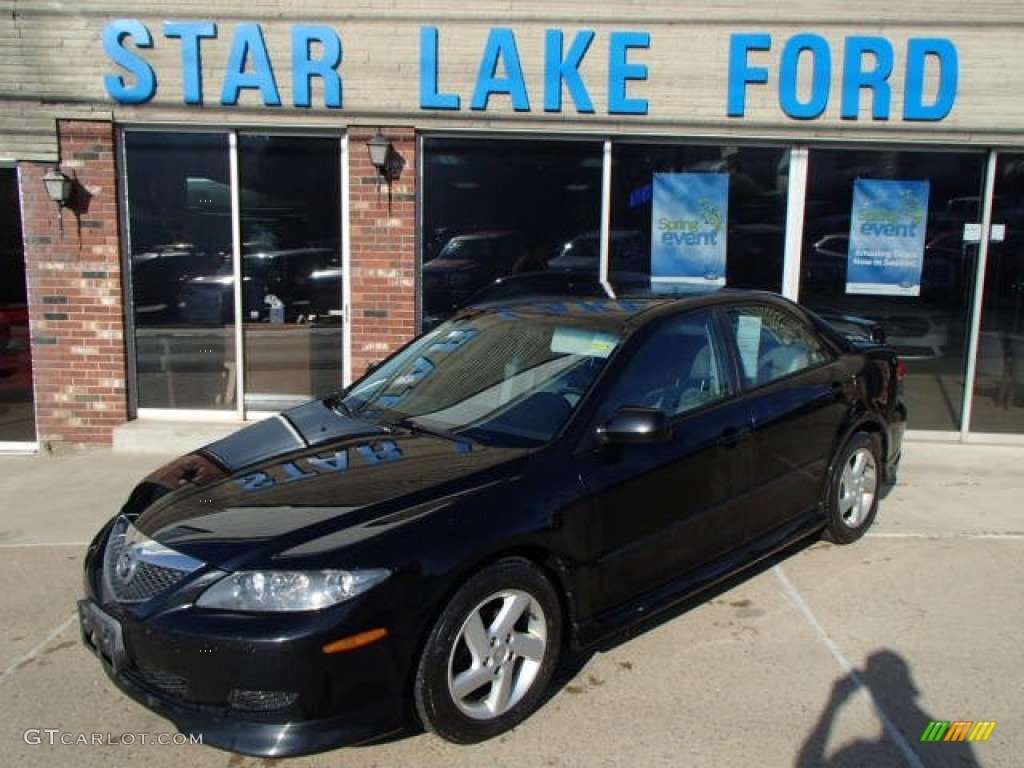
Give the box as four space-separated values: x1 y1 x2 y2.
78 549 414 757
78 600 400 754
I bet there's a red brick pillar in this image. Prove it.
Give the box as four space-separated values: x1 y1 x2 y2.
348 126 418 381
21 119 128 446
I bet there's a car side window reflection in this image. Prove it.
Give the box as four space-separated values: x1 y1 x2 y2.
600 309 731 420
726 304 831 387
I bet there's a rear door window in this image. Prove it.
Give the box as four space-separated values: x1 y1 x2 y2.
725 304 832 387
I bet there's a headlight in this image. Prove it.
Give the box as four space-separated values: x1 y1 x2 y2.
196 568 390 612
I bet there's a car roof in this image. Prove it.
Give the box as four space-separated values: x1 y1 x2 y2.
460 271 796 312
456 287 796 328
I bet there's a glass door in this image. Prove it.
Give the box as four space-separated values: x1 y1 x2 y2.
0 167 36 445
124 130 346 417
968 153 1024 434
238 134 344 414
125 132 236 412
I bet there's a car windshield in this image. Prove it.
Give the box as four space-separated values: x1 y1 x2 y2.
341 308 625 446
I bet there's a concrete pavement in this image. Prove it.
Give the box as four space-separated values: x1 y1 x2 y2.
0 440 1021 767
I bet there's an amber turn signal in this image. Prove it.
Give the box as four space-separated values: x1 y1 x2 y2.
322 627 389 654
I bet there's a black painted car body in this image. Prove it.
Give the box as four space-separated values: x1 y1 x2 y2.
79 290 906 757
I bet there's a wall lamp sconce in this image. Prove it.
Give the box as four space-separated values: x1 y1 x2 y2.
42 166 75 207
366 131 391 176
367 131 404 182
42 166 81 237
366 131 396 180
366 131 404 213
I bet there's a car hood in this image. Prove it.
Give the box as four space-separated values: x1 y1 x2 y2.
121 403 530 567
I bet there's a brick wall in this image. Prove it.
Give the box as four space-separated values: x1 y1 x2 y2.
347 127 418 379
18 120 418 446
20 120 128 446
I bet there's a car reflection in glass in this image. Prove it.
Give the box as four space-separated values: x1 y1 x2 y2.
421 230 539 320
176 246 341 325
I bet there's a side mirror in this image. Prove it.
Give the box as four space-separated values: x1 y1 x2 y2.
595 406 672 445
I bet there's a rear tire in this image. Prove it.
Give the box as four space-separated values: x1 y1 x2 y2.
414 557 561 743
823 432 881 544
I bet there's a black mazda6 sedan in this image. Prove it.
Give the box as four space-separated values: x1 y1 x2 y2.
79 290 906 756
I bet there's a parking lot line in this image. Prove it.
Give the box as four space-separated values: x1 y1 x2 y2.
773 565 926 768
867 532 1024 539
0 614 76 686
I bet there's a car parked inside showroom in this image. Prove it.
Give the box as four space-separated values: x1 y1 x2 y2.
177 246 341 325
547 229 649 273
421 230 538 321
79 289 906 757
130 242 224 325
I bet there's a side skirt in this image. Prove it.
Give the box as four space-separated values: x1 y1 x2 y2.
570 511 825 651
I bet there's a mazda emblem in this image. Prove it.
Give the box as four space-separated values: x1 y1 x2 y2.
114 548 138 584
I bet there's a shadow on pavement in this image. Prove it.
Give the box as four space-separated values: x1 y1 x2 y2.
796 649 982 768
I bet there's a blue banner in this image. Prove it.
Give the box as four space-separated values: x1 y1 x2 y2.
847 179 930 296
651 173 729 287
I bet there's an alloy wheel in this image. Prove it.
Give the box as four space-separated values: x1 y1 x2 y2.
837 446 878 528
446 589 549 720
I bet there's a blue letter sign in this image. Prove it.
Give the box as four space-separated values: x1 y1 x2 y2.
904 38 959 121
292 26 343 109
420 26 460 110
728 32 958 121
163 21 217 105
103 19 156 104
544 30 596 113
471 28 530 111
221 24 281 106
608 31 650 115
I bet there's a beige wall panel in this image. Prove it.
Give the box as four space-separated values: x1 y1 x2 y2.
3 1 1024 159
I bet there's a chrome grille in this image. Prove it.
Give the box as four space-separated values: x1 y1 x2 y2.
103 516 204 603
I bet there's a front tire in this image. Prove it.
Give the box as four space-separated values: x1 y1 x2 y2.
414 557 562 743
823 432 881 544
